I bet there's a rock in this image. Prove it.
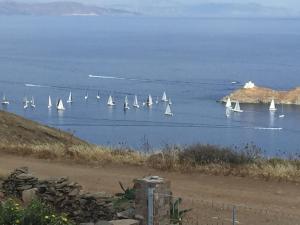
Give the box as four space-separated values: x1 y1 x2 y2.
95 221 112 225
22 188 38 205
109 219 140 225
117 208 135 219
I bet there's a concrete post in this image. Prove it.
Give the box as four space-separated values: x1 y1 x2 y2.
134 176 171 225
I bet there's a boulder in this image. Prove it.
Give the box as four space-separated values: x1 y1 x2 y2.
22 188 38 205
109 219 140 225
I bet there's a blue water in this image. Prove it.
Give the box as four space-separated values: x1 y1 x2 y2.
1 16 300 155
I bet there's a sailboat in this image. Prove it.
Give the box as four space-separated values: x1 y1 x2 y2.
226 98 232 109
48 96 52 109
269 99 277 111
147 95 153 106
96 91 100 100
133 95 140 108
30 97 36 108
107 95 115 106
84 91 88 100
162 91 168 102
1 95 9 105
279 104 285 118
232 101 243 113
155 96 159 104
56 99 65 111
168 98 172 105
124 96 130 110
23 101 29 109
164 104 173 116
67 91 73 103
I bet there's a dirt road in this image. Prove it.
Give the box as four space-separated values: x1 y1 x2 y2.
0 153 299 225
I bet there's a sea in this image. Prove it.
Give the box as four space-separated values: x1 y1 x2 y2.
0 16 300 156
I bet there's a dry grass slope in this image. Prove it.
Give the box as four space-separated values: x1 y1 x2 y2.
0 110 299 183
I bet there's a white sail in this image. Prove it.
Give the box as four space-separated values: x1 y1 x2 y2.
67 91 73 103
162 91 168 102
57 99 65 110
226 98 232 108
233 101 243 112
30 97 36 108
269 99 277 111
24 101 28 109
124 96 130 110
147 95 153 106
164 104 173 116
84 92 88 100
48 96 52 109
107 95 115 106
133 95 140 108
168 98 172 105
96 91 100 100
1 94 9 105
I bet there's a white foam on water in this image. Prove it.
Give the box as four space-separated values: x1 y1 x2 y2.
25 83 45 88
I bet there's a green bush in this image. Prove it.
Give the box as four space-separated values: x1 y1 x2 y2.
0 199 74 225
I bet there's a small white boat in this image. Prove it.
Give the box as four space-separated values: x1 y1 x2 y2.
162 91 168 102
147 94 153 107
67 91 73 103
1 95 9 105
269 99 277 111
124 96 130 110
164 104 173 116
225 98 232 109
279 104 285 118
168 98 172 105
23 101 29 109
30 97 36 108
96 91 100 100
232 101 243 113
133 95 140 108
84 91 88 100
56 99 65 111
48 96 52 109
107 95 115 106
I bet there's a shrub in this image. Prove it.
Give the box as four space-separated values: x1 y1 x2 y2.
0 199 74 225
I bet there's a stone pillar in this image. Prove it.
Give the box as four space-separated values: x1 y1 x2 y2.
134 176 171 225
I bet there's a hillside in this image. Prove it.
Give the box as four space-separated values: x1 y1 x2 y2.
0 110 87 146
0 1 136 16
221 85 300 105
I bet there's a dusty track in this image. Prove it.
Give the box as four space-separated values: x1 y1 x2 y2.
0 153 299 225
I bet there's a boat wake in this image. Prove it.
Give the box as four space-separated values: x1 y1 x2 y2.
25 83 46 88
88 75 130 80
253 127 283 131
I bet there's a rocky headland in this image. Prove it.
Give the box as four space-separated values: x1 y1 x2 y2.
221 81 300 105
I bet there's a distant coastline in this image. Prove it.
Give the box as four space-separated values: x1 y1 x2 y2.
221 81 300 105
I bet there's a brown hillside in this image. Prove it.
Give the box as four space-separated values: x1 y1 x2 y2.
0 110 87 146
221 86 300 105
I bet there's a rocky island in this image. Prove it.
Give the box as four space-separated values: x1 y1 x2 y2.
221 81 300 105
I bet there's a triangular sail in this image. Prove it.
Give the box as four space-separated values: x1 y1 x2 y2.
162 91 168 102
85 92 88 100
234 101 240 111
133 95 139 108
57 99 65 110
96 91 100 99
67 92 72 103
48 96 52 108
269 99 277 111
226 98 232 108
147 95 153 106
31 97 35 108
124 96 130 109
107 95 114 106
165 104 173 116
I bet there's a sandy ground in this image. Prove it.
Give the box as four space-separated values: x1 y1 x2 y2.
0 153 299 225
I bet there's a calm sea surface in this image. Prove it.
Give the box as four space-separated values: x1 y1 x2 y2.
0 16 300 155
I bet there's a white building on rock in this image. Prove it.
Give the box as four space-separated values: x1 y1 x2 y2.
244 81 256 89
